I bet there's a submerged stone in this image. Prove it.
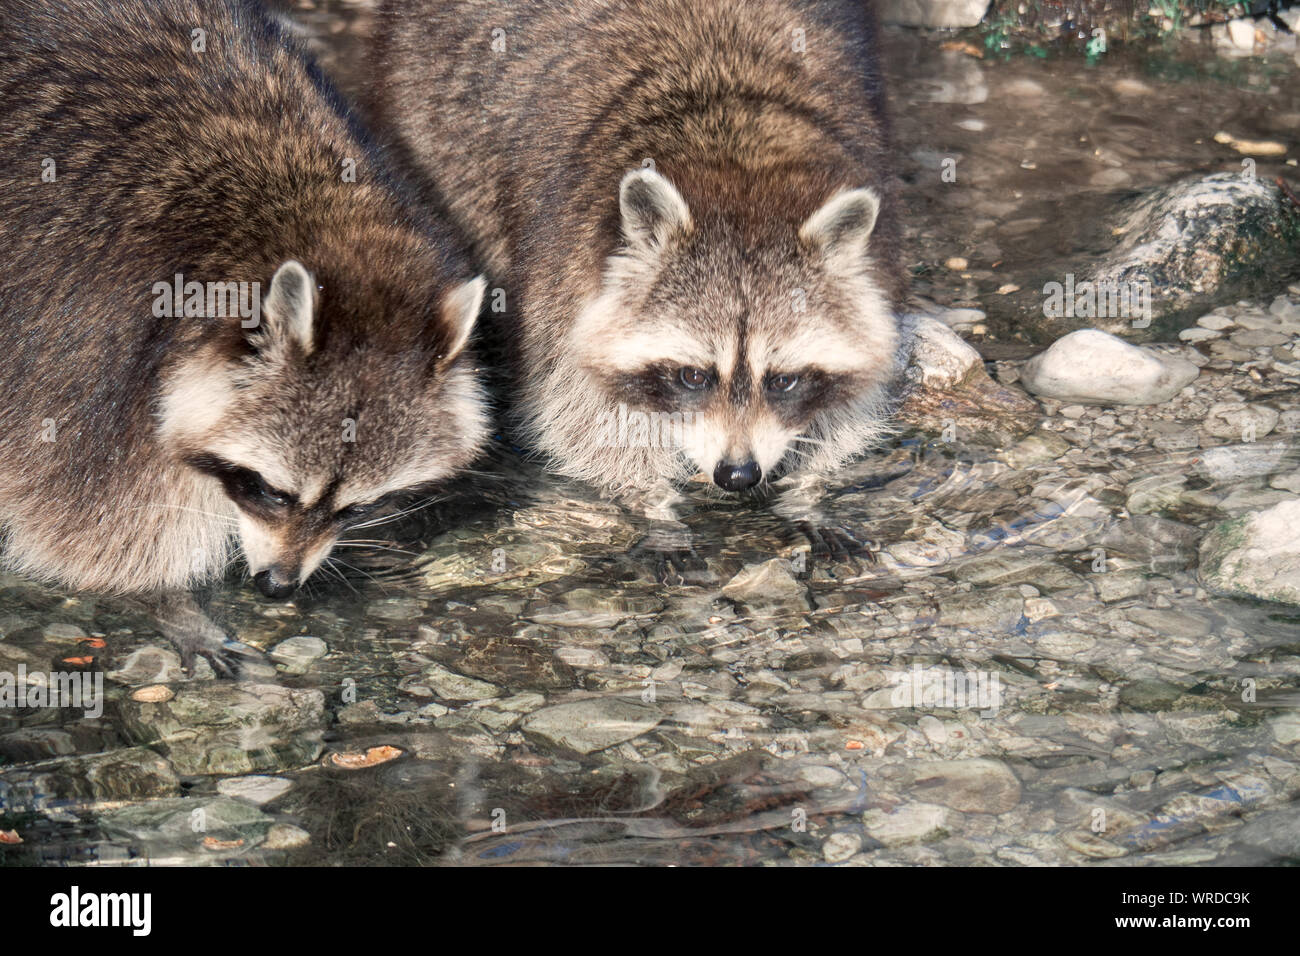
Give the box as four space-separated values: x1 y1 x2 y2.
1199 499 1300 605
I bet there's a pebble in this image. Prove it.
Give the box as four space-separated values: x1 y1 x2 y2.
862 803 952 846
216 775 292 806
520 698 662 754
1197 312 1237 331
263 823 311 851
721 559 808 608
555 646 610 669
822 831 862 863
405 664 500 702
1195 442 1288 483
269 636 327 674
1271 712 1300 746
106 646 186 686
1226 19 1256 50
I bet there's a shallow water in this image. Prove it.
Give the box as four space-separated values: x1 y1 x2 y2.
2 4 1299 867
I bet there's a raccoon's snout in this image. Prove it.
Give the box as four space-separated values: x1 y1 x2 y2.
254 566 298 600
713 460 761 492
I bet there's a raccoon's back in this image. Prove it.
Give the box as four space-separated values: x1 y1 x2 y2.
373 0 896 275
0 0 354 421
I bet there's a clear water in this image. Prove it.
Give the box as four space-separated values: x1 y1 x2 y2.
2 3 1299 867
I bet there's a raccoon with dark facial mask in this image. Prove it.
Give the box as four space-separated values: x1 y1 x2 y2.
372 0 911 550
0 0 488 602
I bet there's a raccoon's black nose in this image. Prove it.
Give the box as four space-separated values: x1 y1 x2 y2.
254 568 298 599
714 460 762 492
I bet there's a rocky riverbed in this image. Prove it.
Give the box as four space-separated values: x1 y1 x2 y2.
0 2 1298 867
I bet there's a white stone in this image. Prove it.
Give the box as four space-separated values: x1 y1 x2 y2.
822 831 862 863
1196 313 1236 331
555 646 610 669
1200 498 1300 605
1227 18 1256 50
862 803 952 846
879 0 990 28
269 636 327 674
1020 330 1200 405
908 315 982 388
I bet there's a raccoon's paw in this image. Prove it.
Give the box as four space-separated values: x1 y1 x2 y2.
632 522 711 586
799 522 879 563
146 592 274 681
174 632 273 682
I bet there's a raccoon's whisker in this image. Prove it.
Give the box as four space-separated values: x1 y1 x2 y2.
334 538 414 550
348 496 442 530
125 503 239 525
319 558 362 597
328 555 391 594
333 542 419 557
788 435 831 448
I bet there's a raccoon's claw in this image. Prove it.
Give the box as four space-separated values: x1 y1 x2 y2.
632 523 710 586
176 634 271 681
655 546 709 586
800 522 878 563
145 591 274 681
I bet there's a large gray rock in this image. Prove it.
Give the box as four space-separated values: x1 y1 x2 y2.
1020 330 1199 405
1097 175 1299 331
0 747 180 812
118 682 326 775
1005 174 1300 340
100 796 274 854
1199 498 1300 605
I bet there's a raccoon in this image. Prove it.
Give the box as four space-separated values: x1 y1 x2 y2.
0 0 488 600
371 0 910 535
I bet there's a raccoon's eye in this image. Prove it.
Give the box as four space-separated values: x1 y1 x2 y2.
767 373 800 394
231 468 292 508
679 367 712 390
335 502 377 524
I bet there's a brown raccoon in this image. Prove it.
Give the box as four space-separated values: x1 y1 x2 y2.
371 0 910 526
0 0 489 599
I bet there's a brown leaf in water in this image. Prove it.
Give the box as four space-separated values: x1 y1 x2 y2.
202 837 244 850
330 745 403 769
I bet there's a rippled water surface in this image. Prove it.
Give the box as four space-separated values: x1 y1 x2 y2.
2 2 1299 867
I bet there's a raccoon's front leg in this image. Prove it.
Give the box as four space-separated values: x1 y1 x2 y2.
771 473 877 562
136 589 272 681
625 487 711 586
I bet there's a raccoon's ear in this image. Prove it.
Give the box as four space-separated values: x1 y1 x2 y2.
258 259 316 355
438 275 486 364
800 188 881 267
619 168 693 253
